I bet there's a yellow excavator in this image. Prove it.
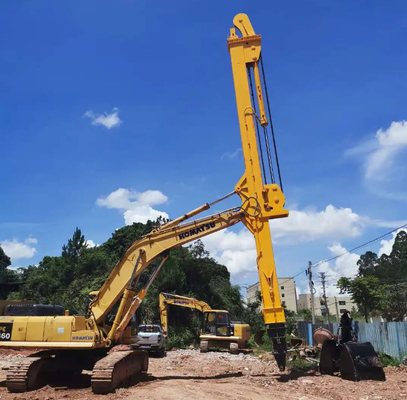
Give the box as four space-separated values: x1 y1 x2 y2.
0 13 292 394
159 292 250 353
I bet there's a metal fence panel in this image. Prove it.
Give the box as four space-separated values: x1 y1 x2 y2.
297 321 407 360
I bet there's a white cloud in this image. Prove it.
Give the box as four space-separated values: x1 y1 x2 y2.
221 148 242 160
291 244 360 299
346 120 407 181
202 229 256 275
202 204 397 276
0 238 37 262
378 228 407 256
97 188 169 225
24 237 38 245
314 243 360 297
83 107 122 129
271 205 369 243
85 240 97 248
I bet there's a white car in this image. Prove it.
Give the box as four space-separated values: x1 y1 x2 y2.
133 324 166 357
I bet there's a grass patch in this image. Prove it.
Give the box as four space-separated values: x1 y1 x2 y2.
378 353 401 367
286 357 315 371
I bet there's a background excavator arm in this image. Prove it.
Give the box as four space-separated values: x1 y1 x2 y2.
159 292 212 336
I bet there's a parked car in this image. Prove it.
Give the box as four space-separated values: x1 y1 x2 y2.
133 324 166 357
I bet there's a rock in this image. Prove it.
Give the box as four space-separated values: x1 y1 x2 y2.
301 379 314 385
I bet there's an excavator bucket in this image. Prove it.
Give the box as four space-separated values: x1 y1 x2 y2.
339 342 385 382
319 339 341 375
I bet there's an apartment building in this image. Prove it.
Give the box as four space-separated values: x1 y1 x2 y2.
246 278 298 312
297 293 357 317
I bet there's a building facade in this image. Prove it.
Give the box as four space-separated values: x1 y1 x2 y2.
297 293 357 318
246 278 298 313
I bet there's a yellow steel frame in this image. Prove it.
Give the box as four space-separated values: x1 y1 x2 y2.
228 14 289 325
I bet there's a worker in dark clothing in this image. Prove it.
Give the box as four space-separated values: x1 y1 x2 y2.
340 310 353 343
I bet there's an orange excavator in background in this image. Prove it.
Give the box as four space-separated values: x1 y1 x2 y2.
0 13 290 394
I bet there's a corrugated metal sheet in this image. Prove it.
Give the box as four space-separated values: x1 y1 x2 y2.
297 321 407 360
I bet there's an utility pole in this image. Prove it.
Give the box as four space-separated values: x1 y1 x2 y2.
307 261 315 324
334 296 340 322
319 272 330 323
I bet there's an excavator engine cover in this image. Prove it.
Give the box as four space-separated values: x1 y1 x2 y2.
339 342 385 382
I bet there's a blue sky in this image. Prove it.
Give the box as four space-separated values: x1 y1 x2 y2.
1 0 407 295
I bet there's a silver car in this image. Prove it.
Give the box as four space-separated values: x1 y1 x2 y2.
133 324 166 357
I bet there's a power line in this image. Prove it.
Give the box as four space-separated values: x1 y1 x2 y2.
279 270 306 286
313 222 407 268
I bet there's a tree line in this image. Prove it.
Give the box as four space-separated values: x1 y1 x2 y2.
0 221 260 347
337 230 407 322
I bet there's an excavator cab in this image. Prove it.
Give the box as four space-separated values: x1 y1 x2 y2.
200 310 250 354
202 311 231 337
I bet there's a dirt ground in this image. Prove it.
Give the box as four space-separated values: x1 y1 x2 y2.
0 349 406 400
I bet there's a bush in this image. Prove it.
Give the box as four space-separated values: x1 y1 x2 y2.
247 331 272 351
166 326 197 349
287 357 314 371
378 353 401 367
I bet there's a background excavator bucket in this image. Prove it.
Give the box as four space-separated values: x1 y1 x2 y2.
254 329 265 346
339 342 385 382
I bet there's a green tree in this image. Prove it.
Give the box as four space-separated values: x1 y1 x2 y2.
350 306 364 321
354 230 407 320
0 245 22 299
379 284 407 321
0 246 11 272
337 276 384 322
283 304 298 336
357 251 378 277
296 308 312 321
62 227 86 260
242 291 264 334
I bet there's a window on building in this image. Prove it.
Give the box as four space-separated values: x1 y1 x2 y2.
282 293 285 297
281 286 284 290
339 301 346 306
340 309 347 313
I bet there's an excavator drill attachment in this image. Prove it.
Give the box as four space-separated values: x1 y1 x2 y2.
320 340 385 381
268 323 287 371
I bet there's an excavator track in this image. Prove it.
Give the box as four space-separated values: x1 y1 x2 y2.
6 353 51 393
91 349 148 394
